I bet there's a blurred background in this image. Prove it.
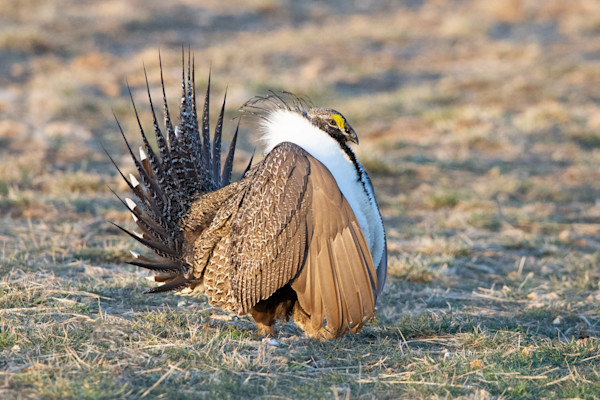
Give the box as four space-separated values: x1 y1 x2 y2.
2 1 600 398
1 0 600 218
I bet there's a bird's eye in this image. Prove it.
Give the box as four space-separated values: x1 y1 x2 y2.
328 119 337 127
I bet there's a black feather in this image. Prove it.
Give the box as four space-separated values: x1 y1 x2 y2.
243 150 255 177
113 113 169 229
212 89 226 188
201 72 212 175
127 259 183 273
222 119 239 186
145 276 190 293
110 53 240 291
112 224 179 261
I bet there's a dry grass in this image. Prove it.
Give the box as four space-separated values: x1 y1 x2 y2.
1 0 600 398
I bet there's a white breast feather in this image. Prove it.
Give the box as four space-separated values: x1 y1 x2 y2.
260 109 385 271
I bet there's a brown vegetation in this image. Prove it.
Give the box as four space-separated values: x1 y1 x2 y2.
1 1 600 398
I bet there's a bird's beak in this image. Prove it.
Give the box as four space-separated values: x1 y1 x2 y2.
346 126 359 145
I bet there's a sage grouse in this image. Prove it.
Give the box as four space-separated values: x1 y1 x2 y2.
111 58 387 340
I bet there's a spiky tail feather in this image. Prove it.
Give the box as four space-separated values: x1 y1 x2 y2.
110 51 240 293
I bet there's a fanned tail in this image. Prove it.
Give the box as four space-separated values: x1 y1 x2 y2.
110 52 239 292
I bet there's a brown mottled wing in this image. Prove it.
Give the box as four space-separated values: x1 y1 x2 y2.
289 155 377 338
229 142 311 313
229 142 377 336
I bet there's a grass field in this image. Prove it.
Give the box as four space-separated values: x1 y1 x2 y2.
1 1 600 398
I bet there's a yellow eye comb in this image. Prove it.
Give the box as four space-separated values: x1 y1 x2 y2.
331 114 345 130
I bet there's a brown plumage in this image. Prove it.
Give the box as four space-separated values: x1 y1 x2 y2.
110 55 385 340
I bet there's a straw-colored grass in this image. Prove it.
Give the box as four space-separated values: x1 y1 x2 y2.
1 1 600 398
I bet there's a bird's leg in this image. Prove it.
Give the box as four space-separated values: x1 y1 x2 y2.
255 321 275 337
291 302 313 337
249 284 297 337
250 308 276 336
292 303 330 340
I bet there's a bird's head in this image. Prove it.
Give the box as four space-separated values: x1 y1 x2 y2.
242 92 360 148
304 108 359 145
